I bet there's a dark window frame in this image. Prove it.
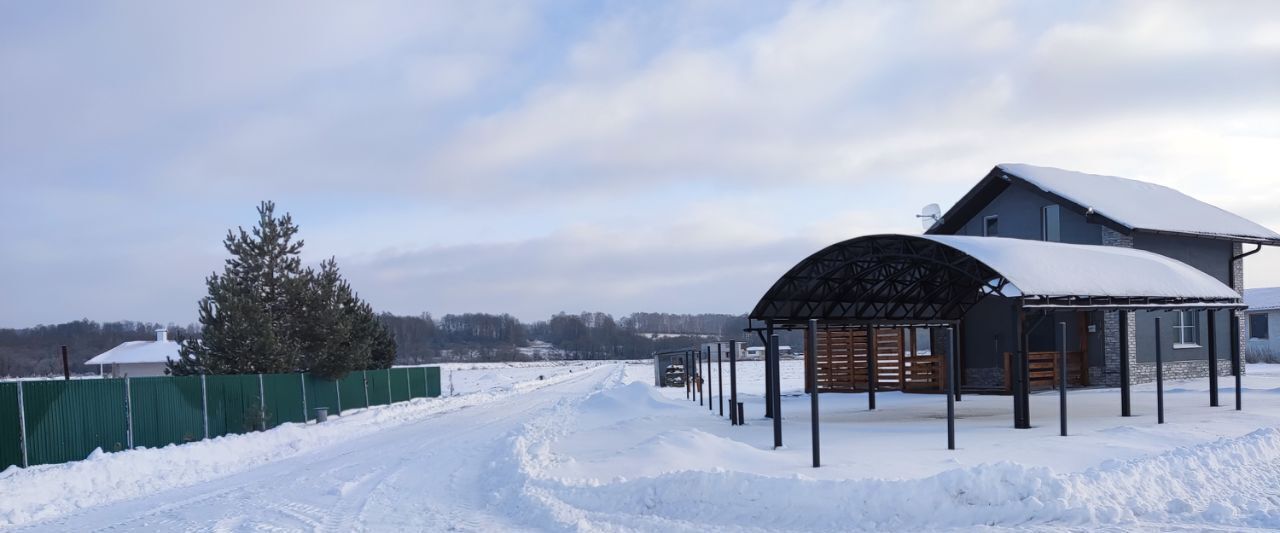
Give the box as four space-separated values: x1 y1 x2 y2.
1251 313 1270 340
1042 204 1061 242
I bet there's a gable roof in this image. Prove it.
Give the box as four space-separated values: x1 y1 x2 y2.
928 164 1280 245
84 340 180 366
1246 287 1280 312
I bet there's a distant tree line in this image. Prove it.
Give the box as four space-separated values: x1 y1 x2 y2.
0 309 794 377
376 310 773 363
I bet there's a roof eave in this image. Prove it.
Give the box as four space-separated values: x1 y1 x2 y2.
1129 227 1280 247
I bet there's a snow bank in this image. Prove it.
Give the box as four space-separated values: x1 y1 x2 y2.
0 364 601 528
494 375 1280 531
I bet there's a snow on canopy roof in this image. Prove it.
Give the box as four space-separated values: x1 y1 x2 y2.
998 163 1280 243
84 340 180 365
1246 287 1280 311
925 235 1240 300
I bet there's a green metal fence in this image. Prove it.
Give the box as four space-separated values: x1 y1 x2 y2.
409 368 427 399
129 376 205 449
390 368 411 403
22 379 130 466
1 382 21 471
367 369 391 407
426 367 442 397
0 366 440 469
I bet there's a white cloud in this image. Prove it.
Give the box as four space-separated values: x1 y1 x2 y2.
2 1 1279 326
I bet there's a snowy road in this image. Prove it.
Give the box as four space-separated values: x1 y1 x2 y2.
20 363 622 532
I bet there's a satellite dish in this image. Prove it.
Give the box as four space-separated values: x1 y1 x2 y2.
917 203 941 230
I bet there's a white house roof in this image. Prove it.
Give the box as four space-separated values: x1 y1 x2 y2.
924 235 1241 300
84 340 181 365
998 163 1280 244
1246 287 1280 312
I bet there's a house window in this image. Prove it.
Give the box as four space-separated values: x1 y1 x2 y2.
1042 205 1061 242
1173 310 1201 347
1251 314 1270 340
983 215 999 237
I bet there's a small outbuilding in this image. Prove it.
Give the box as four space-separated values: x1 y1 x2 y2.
85 329 179 377
1246 287 1280 361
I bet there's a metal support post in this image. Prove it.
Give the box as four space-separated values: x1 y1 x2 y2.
1208 310 1219 407
301 373 309 422
1120 311 1131 417
16 381 28 467
765 324 775 418
201 374 210 439
362 369 370 408
949 327 961 402
125 377 135 448
730 340 739 425
1155 317 1165 424
946 326 956 450
335 379 343 414
706 347 712 412
770 333 782 449
1059 321 1068 436
866 326 876 410
259 373 267 430
717 343 724 417
808 320 820 467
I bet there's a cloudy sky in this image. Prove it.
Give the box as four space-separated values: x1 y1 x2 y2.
2 1 1278 328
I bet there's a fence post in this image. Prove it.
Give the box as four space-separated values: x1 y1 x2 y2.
258 374 266 431
363 370 370 408
201 374 209 440
406 368 412 399
300 373 309 423
125 377 135 449
16 381 28 468
387 368 393 405
335 379 342 414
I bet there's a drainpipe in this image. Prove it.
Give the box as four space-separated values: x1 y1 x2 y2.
1229 244 1262 377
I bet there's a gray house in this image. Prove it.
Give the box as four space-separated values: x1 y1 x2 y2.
1246 287 1280 362
926 164 1280 390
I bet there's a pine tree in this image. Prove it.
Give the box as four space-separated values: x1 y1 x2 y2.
170 202 306 375
170 202 398 378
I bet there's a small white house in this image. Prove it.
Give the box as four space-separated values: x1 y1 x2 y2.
1246 288 1280 361
85 329 180 377
744 345 793 359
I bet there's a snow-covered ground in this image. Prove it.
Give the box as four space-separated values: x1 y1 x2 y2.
6 360 1280 531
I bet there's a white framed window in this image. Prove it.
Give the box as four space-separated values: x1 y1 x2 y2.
1042 205 1061 242
1173 310 1201 348
983 215 999 237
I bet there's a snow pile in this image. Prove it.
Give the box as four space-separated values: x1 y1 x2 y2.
493 374 1280 531
0 363 601 528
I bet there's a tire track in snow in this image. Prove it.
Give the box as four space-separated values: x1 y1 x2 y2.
14 364 617 532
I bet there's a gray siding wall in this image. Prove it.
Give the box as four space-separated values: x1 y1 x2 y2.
956 182 1102 245
1130 234 1235 364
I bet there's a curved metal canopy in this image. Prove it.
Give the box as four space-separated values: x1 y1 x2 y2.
750 234 1242 324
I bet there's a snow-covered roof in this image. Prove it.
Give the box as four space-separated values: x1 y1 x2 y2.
924 235 1241 300
752 233 1241 323
998 163 1280 243
84 340 180 365
1246 287 1280 312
